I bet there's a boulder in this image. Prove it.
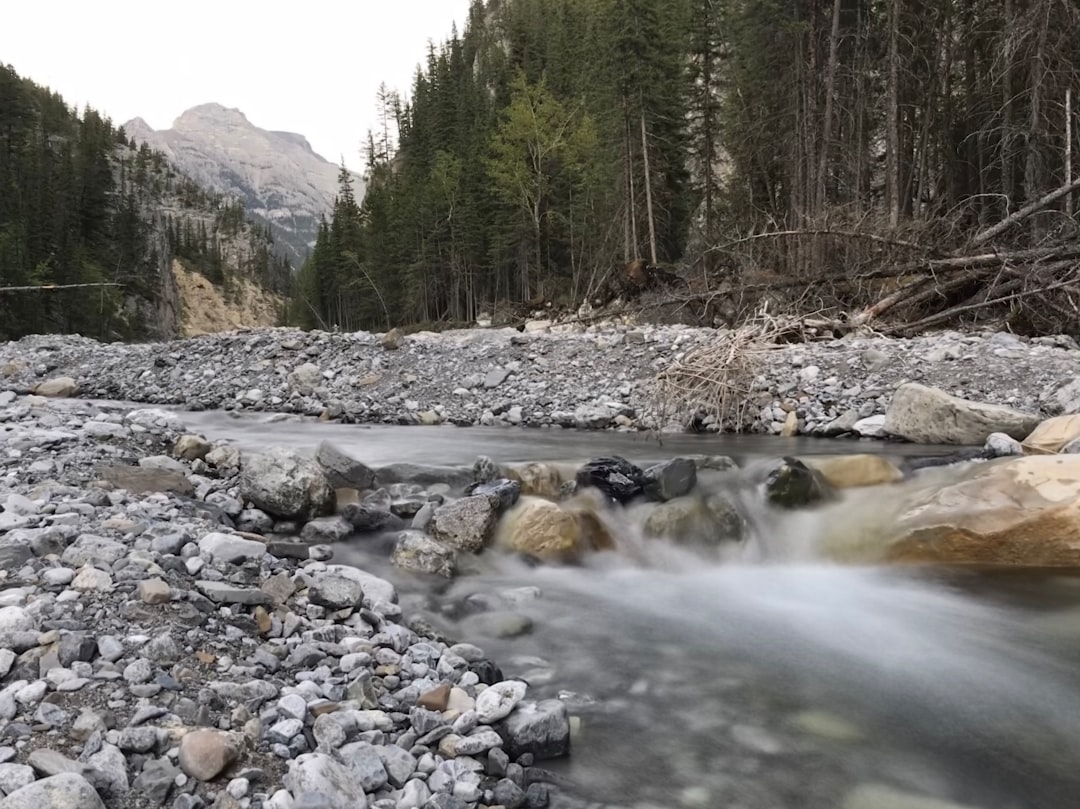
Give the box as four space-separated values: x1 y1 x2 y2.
984 432 1024 457
1021 414 1080 455
239 447 334 520
465 478 521 511
642 458 697 501
884 382 1041 445
380 328 404 350
0 773 105 809
761 457 833 509
172 434 212 461
315 442 376 490
177 729 244 781
391 531 456 577
33 377 77 398
824 455 1080 567
802 455 903 488
508 463 565 498
642 492 745 544
497 699 570 761
286 363 323 395
340 504 404 534
429 495 500 552
575 456 644 502
494 498 584 562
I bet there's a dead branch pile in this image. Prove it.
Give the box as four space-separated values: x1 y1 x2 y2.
692 176 1080 338
654 309 806 431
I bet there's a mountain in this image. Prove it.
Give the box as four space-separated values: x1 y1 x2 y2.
124 104 362 267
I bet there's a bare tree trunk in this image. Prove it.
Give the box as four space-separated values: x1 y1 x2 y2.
1067 88 1074 218
885 0 900 229
1000 0 1015 216
626 109 639 256
1025 0 1050 238
640 111 658 265
816 0 843 219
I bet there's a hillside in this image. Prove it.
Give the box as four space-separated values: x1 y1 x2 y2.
124 104 363 267
0 63 288 341
292 0 1080 339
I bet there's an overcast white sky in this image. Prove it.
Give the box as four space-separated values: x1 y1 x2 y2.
0 0 472 170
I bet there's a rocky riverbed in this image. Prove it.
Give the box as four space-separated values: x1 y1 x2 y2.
0 395 578 809
1 325 1078 436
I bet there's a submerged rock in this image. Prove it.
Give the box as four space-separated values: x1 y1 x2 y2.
761 457 833 509
495 498 584 561
803 454 903 488
642 457 697 501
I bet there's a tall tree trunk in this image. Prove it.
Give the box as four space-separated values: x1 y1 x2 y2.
1000 0 1015 217
1025 0 1050 239
625 107 639 256
640 110 658 264
1067 88 1074 218
885 0 901 229
815 0 842 219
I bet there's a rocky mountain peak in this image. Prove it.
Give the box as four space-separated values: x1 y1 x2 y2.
123 104 362 267
173 103 252 130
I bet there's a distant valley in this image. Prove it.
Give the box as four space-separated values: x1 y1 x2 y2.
124 104 363 267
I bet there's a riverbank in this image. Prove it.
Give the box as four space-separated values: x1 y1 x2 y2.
0 395 576 809
2 325 1078 436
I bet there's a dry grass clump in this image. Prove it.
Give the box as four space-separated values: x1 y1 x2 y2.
654 309 803 431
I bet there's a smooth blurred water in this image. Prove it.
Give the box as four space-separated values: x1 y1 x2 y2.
177 409 1080 809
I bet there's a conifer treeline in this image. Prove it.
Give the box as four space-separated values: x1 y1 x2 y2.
0 64 291 340
294 0 1080 332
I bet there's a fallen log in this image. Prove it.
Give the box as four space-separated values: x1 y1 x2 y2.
970 176 1080 247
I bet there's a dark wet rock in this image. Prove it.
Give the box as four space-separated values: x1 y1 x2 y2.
340 502 404 534
642 457 697 502
761 457 834 510
465 478 521 511
574 457 644 502
497 700 570 761
314 441 376 490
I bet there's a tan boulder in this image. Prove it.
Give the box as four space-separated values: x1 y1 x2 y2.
780 410 799 437
823 456 1080 567
803 455 903 488
495 497 583 562
173 434 212 461
178 729 244 781
506 463 565 498
1021 414 1080 455
34 376 78 397
380 328 404 350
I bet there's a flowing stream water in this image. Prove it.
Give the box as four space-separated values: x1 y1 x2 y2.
179 409 1080 809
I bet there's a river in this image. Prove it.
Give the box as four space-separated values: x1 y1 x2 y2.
180 408 1080 809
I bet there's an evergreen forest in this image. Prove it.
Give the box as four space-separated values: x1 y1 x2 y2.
293 0 1080 336
0 63 291 341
